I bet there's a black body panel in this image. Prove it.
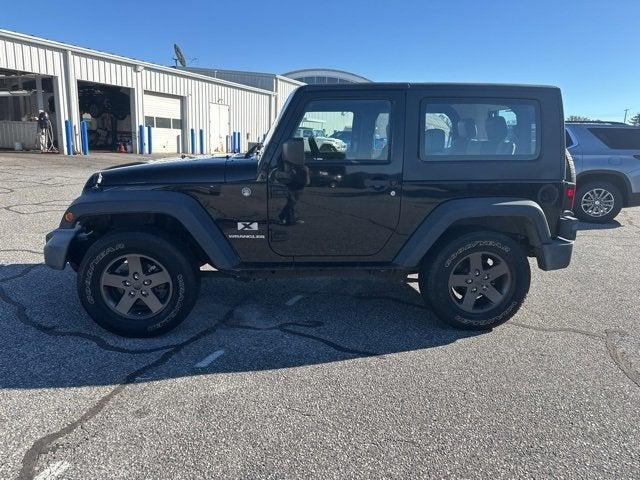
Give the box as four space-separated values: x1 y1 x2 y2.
64 190 240 270
47 82 574 274
98 156 228 186
394 197 551 268
266 88 405 258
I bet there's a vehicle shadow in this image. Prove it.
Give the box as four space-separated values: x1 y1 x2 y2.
0 263 484 390
575 220 621 231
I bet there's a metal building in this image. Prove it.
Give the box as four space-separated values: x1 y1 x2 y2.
0 30 281 155
283 68 371 85
179 67 304 118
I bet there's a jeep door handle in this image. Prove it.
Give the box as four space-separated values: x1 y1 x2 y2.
364 179 390 190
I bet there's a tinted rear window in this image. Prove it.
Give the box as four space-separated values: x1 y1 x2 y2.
589 128 640 150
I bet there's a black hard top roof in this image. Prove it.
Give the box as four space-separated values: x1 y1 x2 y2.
298 82 560 91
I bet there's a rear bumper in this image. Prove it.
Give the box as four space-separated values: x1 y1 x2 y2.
44 225 79 270
538 238 574 271
537 213 577 271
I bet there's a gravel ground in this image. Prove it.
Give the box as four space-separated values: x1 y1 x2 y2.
0 152 639 479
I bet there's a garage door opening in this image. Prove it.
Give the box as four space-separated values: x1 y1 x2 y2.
78 81 132 152
0 69 59 152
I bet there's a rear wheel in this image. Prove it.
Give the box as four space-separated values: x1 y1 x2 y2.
575 181 622 223
77 231 200 337
420 231 530 330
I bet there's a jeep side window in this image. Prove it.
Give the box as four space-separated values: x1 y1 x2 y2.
420 99 540 161
291 99 392 162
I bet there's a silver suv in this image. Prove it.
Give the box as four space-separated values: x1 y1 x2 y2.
566 122 640 223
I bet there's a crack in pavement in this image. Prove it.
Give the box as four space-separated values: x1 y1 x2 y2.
605 330 640 388
0 179 77 189
271 290 640 391
219 286 433 358
0 168 86 181
0 264 42 284
3 254 640 477
0 249 44 257
0 174 85 192
223 318 379 357
287 293 640 392
17 304 240 480
0 267 418 360
0 265 183 356
577 233 639 240
1 199 72 216
509 312 639 390
294 289 427 311
510 321 605 340
3 260 638 387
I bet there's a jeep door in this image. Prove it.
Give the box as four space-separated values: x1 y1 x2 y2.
267 88 405 258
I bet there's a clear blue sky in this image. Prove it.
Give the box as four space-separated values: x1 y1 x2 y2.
4 0 638 121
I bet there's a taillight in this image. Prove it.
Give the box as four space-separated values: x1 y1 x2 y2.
565 184 576 210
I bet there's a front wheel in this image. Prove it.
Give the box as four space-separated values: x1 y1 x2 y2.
420 231 531 330
77 231 200 337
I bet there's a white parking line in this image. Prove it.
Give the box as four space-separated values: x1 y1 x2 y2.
285 294 305 306
34 461 70 480
194 349 225 368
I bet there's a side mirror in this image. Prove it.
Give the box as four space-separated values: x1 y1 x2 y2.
282 138 305 166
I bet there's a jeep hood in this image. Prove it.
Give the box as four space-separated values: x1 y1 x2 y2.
94 155 258 187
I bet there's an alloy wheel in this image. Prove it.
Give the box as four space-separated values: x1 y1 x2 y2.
447 251 512 313
100 254 173 319
581 188 615 218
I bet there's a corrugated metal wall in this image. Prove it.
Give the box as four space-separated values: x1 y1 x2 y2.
0 36 62 76
275 76 302 114
0 30 275 155
73 55 136 88
0 34 70 151
70 51 273 153
180 68 276 91
0 120 37 149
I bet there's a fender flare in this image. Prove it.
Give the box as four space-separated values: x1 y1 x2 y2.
393 197 552 269
576 169 633 201
64 190 240 270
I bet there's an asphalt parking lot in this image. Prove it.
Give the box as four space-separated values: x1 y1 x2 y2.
1 152 639 479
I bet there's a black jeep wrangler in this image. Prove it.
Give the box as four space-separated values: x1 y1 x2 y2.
45 83 577 337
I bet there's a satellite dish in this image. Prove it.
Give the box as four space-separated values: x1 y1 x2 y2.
174 44 187 68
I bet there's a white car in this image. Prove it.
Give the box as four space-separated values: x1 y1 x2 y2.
295 128 347 153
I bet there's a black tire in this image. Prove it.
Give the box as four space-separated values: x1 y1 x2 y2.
419 231 531 330
77 231 200 337
575 181 623 223
565 149 576 183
